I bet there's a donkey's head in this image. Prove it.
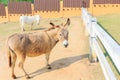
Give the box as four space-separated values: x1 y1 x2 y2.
49 18 70 48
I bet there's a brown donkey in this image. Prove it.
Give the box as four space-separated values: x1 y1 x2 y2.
6 18 70 79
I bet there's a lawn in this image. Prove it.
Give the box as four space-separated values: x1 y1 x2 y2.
97 13 120 44
97 14 120 79
0 18 65 38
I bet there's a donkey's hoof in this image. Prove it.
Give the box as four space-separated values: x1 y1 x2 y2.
47 66 52 69
12 74 17 79
25 75 31 79
26 76 31 79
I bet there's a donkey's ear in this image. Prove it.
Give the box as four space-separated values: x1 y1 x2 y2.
64 18 70 27
55 25 60 28
49 22 55 27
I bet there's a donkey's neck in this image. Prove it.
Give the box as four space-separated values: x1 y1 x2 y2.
47 28 59 37
45 28 60 43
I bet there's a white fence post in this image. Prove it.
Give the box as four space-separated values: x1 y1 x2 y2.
89 18 98 62
81 8 117 80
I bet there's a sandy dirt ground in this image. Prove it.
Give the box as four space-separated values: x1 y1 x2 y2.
0 17 104 80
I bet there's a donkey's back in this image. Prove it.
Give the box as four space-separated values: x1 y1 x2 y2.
7 31 52 56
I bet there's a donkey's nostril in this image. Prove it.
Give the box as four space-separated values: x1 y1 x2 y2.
63 40 68 48
64 44 68 48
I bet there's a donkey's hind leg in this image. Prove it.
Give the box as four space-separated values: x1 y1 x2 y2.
11 53 17 79
18 53 30 79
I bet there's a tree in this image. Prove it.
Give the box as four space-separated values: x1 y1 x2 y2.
0 0 33 6
8 0 33 2
0 0 8 6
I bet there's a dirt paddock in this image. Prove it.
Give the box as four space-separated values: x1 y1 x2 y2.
0 17 104 80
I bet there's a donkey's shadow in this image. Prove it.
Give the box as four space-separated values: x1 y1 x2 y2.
29 54 89 78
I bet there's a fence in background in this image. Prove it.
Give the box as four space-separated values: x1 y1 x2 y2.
0 4 6 16
34 0 60 12
82 8 120 80
0 0 120 22
8 2 32 14
63 0 90 8
93 0 120 4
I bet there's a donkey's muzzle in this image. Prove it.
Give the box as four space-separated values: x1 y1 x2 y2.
63 40 68 48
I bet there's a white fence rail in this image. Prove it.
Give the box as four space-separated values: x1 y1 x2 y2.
93 38 116 80
81 8 120 80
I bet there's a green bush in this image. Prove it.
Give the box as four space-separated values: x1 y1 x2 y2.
0 0 34 6
0 0 8 6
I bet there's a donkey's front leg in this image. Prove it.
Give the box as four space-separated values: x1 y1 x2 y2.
45 53 51 69
20 23 25 32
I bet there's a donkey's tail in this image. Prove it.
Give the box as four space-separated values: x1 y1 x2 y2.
8 50 12 67
6 38 12 67
6 39 12 67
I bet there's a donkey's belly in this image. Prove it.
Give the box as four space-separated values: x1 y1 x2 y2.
26 52 44 57
26 46 49 57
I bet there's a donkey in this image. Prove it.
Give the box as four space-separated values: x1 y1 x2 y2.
20 15 40 32
6 18 70 79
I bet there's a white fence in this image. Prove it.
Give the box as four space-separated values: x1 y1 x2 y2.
82 8 120 80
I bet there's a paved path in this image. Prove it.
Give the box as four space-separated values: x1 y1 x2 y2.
0 17 104 80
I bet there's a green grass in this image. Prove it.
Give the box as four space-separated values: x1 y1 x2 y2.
0 22 20 38
97 14 120 80
97 14 120 44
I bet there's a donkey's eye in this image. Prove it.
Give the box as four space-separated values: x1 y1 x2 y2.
60 34 62 36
